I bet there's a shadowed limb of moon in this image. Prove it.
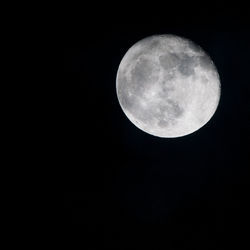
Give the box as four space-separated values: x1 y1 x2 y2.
116 34 221 138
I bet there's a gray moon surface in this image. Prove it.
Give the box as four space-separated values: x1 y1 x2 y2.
116 34 221 138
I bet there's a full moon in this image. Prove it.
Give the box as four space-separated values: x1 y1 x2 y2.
116 34 221 138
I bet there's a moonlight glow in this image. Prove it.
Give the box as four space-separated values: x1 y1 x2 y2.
116 34 221 138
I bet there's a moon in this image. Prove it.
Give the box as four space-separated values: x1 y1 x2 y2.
116 34 221 138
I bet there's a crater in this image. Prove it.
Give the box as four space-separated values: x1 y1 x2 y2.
187 40 202 54
130 57 159 94
178 54 196 76
158 85 175 99
131 58 153 81
147 39 161 51
158 119 169 128
117 73 136 111
166 99 184 118
159 53 180 70
198 55 214 71
131 104 156 126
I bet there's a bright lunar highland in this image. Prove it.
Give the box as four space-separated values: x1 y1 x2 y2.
116 34 221 138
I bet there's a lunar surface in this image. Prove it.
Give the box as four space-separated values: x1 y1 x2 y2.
116 34 221 138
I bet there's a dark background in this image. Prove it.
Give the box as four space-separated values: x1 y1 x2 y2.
63 4 249 249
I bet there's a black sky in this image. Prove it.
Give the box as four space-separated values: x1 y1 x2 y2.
63 4 249 249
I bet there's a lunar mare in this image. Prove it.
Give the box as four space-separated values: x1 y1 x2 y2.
116 34 221 138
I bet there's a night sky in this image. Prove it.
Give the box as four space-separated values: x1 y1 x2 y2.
63 4 249 249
